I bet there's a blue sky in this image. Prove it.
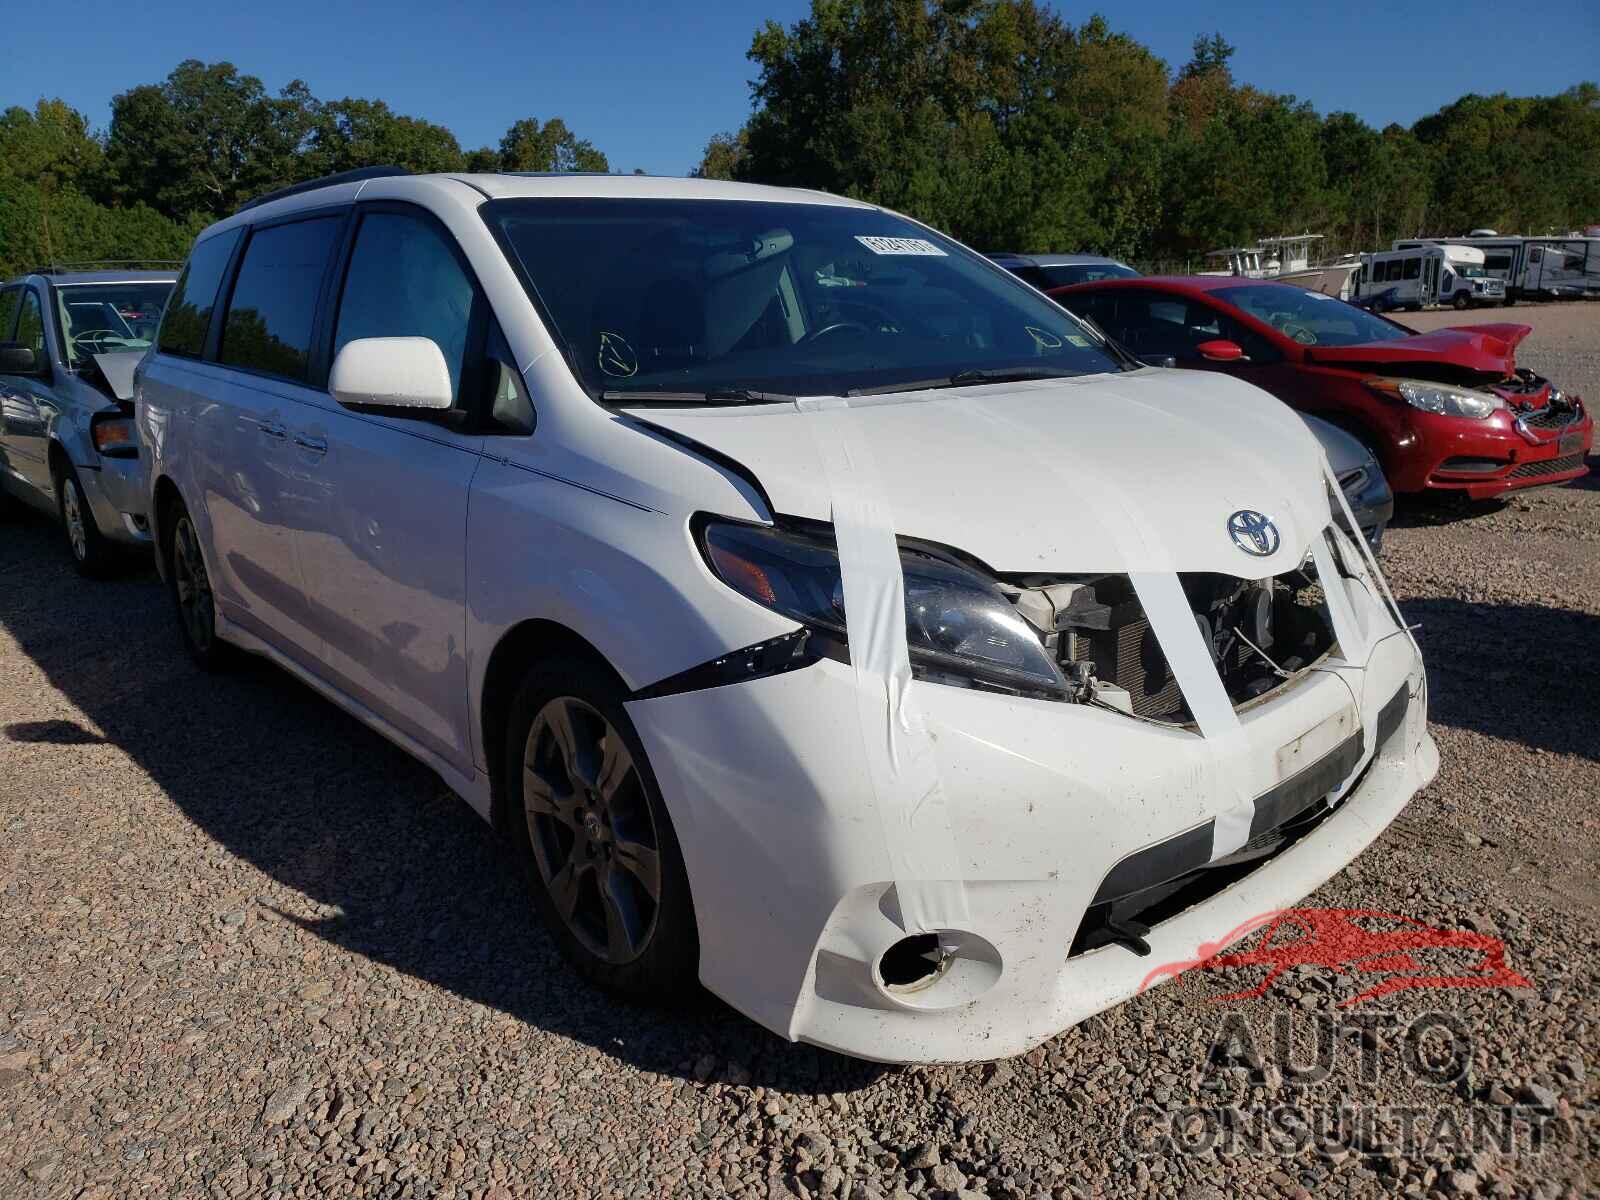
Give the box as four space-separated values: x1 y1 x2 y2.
5 0 1596 177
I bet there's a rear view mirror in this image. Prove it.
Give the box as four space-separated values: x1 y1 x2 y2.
1196 339 1246 363
330 337 454 412
0 343 41 374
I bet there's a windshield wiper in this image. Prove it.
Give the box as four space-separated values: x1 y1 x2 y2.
846 367 1079 397
599 387 793 405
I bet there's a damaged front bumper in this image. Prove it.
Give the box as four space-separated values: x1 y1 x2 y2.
625 553 1435 1063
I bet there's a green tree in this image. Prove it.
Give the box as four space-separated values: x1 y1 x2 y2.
301 98 465 177
692 130 748 180
496 117 609 173
103 60 313 219
0 100 105 191
1180 32 1236 82
733 1 1169 252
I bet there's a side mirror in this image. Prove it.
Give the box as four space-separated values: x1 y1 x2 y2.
330 337 454 413
1196 339 1246 363
0 343 41 374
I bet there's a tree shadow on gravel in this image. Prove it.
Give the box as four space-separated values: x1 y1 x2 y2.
1402 595 1600 760
0 512 889 1094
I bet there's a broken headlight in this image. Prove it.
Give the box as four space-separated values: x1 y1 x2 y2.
1367 377 1505 420
699 519 1069 697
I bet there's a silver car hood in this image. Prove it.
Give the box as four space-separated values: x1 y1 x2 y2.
91 351 145 402
629 368 1332 576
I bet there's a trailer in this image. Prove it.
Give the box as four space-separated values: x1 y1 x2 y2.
1392 233 1600 301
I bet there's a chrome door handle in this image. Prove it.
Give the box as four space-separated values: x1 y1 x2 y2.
293 433 327 454
258 419 287 439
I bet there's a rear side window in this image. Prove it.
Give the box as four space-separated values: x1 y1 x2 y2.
333 211 477 401
159 229 243 358
1402 258 1421 280
219 216 343 382
0 288 20 341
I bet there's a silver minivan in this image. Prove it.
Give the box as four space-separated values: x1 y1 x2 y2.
0 267 176 573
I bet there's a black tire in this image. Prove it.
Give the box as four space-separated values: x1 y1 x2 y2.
1502 297 1516 307
161 495 233 670
504 657 699 1001
56 464 119 578
1452 292 1471 311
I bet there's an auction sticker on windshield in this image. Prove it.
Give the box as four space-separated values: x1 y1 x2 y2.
854 235 948 256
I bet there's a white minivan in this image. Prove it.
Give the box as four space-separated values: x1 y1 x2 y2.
137 169 1436 1063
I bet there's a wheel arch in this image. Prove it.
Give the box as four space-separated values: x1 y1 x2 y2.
479 618 623 833
45 438 73 490
149 474 186 581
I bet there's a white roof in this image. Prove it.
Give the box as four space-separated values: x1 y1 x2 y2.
456 173 869 207
197 172 875 244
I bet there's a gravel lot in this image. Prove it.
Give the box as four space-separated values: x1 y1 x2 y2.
1 305 1596 1200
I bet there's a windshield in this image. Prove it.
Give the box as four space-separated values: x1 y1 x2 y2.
487 198 1122 399
1214 284 1411 347
54 282 174 366
1039 262 1139 287
1452 264 1486 278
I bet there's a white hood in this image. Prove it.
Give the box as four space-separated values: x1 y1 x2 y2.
628 369 1331 576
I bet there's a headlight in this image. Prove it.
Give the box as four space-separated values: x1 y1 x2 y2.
699 519 1068 696
1367 378 1505 420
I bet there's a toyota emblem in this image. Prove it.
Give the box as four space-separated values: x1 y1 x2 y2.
1227 510 1280 557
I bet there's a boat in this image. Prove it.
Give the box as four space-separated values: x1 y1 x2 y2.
1199 235 1362 299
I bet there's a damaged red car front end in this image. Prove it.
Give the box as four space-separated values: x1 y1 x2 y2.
1053 279 1594 500
1303 323 1593 498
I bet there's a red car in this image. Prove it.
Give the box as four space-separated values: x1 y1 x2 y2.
1053 277 1593 499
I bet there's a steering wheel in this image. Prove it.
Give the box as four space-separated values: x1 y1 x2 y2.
1271 317 1316 345
72 329 123 355
798 320 874 345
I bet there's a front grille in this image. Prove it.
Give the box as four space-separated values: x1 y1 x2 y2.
1508 453 1587 480
1521 405 1579 430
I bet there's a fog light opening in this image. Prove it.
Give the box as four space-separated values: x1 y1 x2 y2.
878 934 949 993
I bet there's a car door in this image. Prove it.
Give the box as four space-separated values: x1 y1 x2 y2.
0 287 59 499
0 285 28 500
284 204 486 773
198 213 347 665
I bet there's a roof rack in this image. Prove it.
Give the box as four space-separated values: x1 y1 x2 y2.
26 260 183 275
236 166 411 214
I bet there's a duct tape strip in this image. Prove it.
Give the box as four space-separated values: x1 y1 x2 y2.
1130 571 1256 861
1321 459 1420 660
795 397 971 936
1316 455 1425 769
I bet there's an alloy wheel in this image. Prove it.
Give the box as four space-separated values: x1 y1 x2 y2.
172 516 215 653
63 479 87 562
522 696 662 964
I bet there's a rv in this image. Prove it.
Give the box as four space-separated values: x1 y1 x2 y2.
1353 244 1506 311
1392 234 1600 301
